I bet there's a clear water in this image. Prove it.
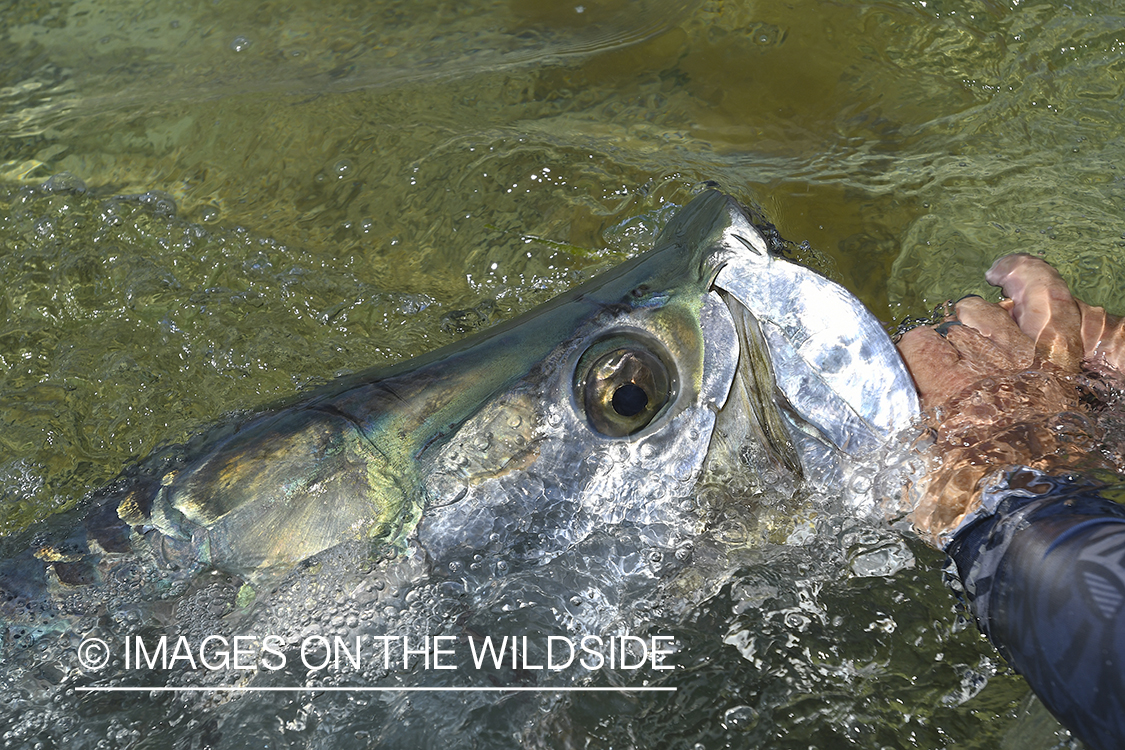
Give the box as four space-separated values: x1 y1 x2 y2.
3 0 1124 747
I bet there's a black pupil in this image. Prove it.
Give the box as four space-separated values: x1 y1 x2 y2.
611 383 648 417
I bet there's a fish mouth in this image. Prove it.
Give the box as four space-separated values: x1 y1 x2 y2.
689 192 921 488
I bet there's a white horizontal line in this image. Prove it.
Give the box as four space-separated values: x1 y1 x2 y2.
76 686 676 693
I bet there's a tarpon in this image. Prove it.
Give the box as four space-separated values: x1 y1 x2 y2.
0 190 918 746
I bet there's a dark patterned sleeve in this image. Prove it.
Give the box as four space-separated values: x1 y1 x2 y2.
945 468 1125 750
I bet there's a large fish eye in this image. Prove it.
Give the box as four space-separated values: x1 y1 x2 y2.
575 334 676 437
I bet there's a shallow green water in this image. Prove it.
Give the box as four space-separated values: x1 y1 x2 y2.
2 0 1123 747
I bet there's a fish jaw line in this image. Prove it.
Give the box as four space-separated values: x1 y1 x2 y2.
701 194 922 489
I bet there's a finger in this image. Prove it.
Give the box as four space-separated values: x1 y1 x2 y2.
985 254 1084 370
942 321 1027 373
1078 301 1108 359
897 326 986 409
1077 301 1125 373
952 295 1034 369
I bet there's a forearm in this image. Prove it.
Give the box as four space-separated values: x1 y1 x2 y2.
945 468 1125 750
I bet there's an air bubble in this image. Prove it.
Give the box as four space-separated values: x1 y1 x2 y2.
34 217 56 237
231 36 252 52
723 705 757 730
849 474 871 494
138 190 177 217
334 159 354 178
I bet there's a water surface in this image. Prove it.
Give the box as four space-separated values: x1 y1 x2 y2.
3 0 1124 747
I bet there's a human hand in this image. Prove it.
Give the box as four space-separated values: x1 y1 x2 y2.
896 253 1125 546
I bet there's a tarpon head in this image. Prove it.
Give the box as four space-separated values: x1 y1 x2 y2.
413 190 920 571
112 190 918 585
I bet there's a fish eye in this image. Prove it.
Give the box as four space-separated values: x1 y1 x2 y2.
575 334 675 437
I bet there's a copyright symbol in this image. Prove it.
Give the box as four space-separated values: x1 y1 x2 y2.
77 638 110 671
